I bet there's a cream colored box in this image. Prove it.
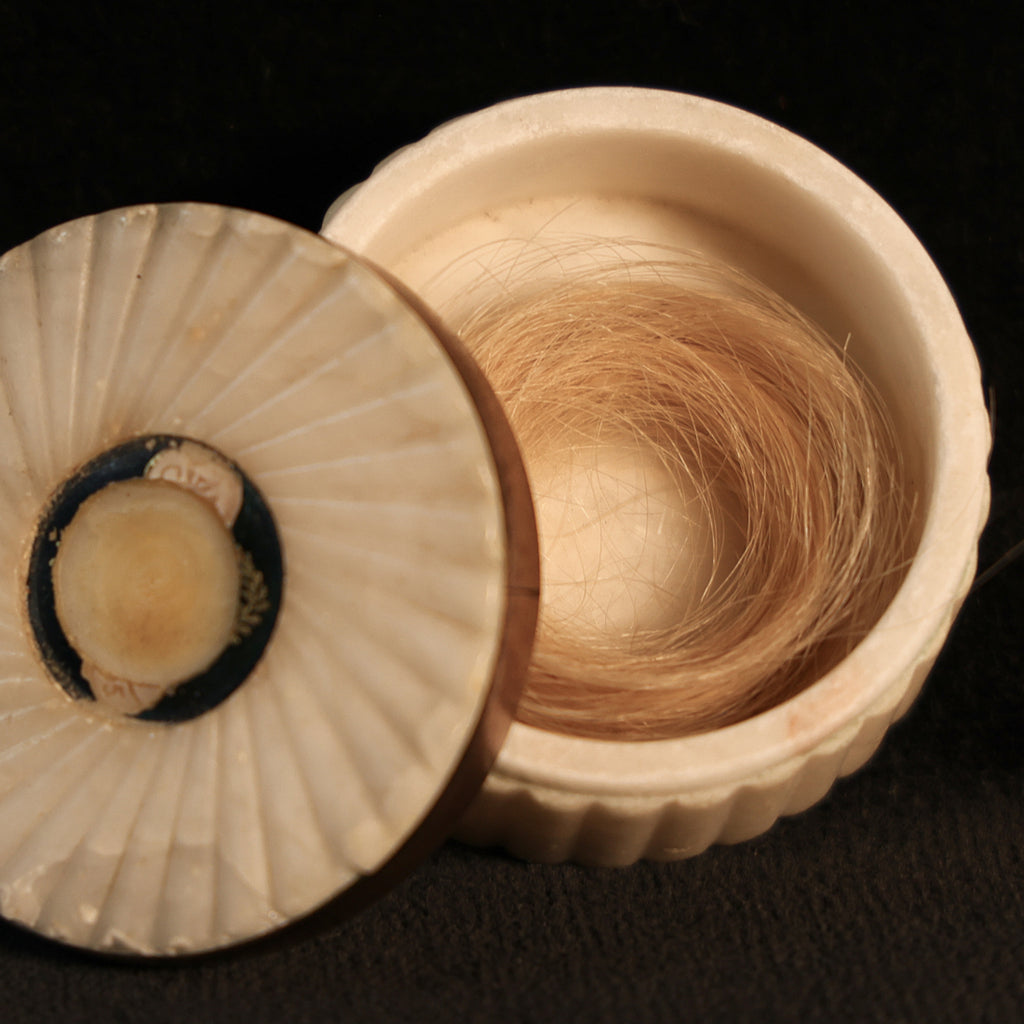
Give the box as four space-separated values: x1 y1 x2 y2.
322 87 991 866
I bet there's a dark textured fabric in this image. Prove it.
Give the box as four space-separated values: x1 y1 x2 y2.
0 2 1021 1021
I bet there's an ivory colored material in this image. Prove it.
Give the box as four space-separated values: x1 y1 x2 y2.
322 88 991 865
53 478 240 711
145 440 244 527
532 440 712 638
0 205 518 952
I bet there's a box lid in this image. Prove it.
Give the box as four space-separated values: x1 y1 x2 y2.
0 202 538 956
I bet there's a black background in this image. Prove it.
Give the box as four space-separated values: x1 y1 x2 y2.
0 2 1021 1021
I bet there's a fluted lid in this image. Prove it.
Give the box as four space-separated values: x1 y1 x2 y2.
0 204 538 955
